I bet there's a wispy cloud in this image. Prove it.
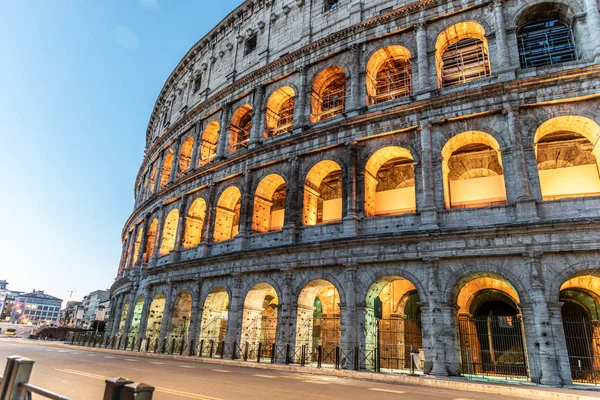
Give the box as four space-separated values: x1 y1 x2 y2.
138 0 159 9
112 25 139 51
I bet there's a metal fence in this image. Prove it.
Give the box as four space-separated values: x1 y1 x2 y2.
562 316 600 385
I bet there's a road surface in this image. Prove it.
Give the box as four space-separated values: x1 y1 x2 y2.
0 341 526 400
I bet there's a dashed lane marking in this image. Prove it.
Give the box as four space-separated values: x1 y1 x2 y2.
179 365 195 369
124 358 137 362
86 354 97 357
149 361 164 365
104 356 116 359
369 388 408 394
211 369 231 373
254 374 278 379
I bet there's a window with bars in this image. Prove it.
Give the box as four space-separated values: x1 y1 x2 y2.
266 97 295 138
441 38 491 88
312 75 346 121
518 20 576 69
370 58 412 104
229 112 252 152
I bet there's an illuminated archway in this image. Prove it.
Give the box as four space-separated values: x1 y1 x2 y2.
310 66 346 123
183 198 206 248
118 300 129 336
442 131 507 209
145 293 166 340
213 186 242 242
159 150 174 189
129 296 145 339
560 274 600 383
303 160 343 225
366 46 412 105
265 87 295 138
454 274 527 378
364 146 416 217
178 136 194 175
169 291 192 342
535 116 600 201
159 209 179 256
130 227 143 267
143 219 158 264
229 105 252 153
199 287 229 354
364 277 423 371
295 279 341 362
149 165 158 194
241 283 279 359
253 174 286 233
199 121 219 166
435 22 491 88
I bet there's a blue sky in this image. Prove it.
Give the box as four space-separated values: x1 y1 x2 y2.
0 0 242 304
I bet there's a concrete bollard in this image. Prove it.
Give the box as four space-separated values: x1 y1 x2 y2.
120 382 155 400
103 377 134 400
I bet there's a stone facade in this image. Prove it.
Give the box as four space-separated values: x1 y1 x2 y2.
109 0 600 387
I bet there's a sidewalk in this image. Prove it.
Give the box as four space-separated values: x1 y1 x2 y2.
4 338 600 400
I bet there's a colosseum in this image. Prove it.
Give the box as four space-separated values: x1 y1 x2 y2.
105 0 600 387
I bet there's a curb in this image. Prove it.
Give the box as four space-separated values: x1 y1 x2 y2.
4 339 600 400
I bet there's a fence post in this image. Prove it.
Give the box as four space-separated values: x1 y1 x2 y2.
209 340 214 358
123 336 129 351
271 344 276 364
300 344 306 366
188 339 195 356
243 342 249 361
257 343 262 363
231 342 237 360
3 357 34 400
410 345 415 375
103 377 133 400
335 346 340 370
220 341 226 359
120 382 155 400
317 346 323 368
285 344 291 365
170 338 176 355
354 347 359 371
180 339 185 356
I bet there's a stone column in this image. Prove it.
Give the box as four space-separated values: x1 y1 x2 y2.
136 286 153 343
284 158 300 240
225 275 243 349
169 137 182 183
158 283 174 349
340 266 359 362
171 196 188 263
343 143 360 236
492 0 513 77
293 67 309 132
349 43 364 114
187 279 204 355
584 0 600 60
415 23 432 94
249 86 266 148
201 184 217 256
190 122 203 170
419 123 439 229
118 241 128 276
109 294 125 338
153 152 165 193
276 269 294 347
121 288 138 346
216 104 231 159
148 207 165 268
239 172 254 250
134 216 151 268
104 294 119 341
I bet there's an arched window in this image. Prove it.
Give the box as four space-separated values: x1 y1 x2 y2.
159 209 179 255
535 116 600 201
143 218 158 263
311 66 346 123
364 146 416 217
265 87 295 138
148 165 158 195
442 131 507 209
214 186 242 242
366 46 412 105
183 198 206 248
159 150 174 189
303 160 343 225
229 105 252 153
178 136 194 176
517 4 576 69
199 121 219 167
253 174 286 233
130 227 144 267
436 22 491 88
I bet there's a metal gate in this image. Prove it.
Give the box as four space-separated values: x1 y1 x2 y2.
458 315 529 379
378 317 423 371
562 316 600 385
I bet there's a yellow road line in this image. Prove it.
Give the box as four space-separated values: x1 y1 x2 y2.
369 388 408 394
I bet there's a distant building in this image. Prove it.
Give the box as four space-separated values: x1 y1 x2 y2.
0 281 23 322
81 290 110 328
60 300 82 327
11 290 62 325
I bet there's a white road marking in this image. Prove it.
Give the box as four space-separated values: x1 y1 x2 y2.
86 354 96 357
211 369 231 373
104 356 116 359
179 365 195 369
149 361 164 365
369 388 408 394
254 374 278 379
124 358 137 362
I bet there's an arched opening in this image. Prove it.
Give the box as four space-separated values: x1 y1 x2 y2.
178 136 195 176
366 46 412 105
455 274 528 379
199 287 229 356
169 291 192 351
118 300 129 336
436 22 491 88
143 219 158 264
364 147 416 217
303 160 343 225
517 3 577 69
364 277 423 372
229 105 252 153
129 297 145 340
149 165 158 195
560 274 600 384
183 198 206 249
442 131 507 209
310 66 346 123
159 150 174 189
213 186 242 243
199 121 219 167
265 86 295 138
535 116 600 201
295 279 341 364
241 283 279 360
253 174 286 233
159 209 179 256
145 293 166 343
130 227 143 268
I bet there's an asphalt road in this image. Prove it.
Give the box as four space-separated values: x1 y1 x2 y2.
0 341 525 400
